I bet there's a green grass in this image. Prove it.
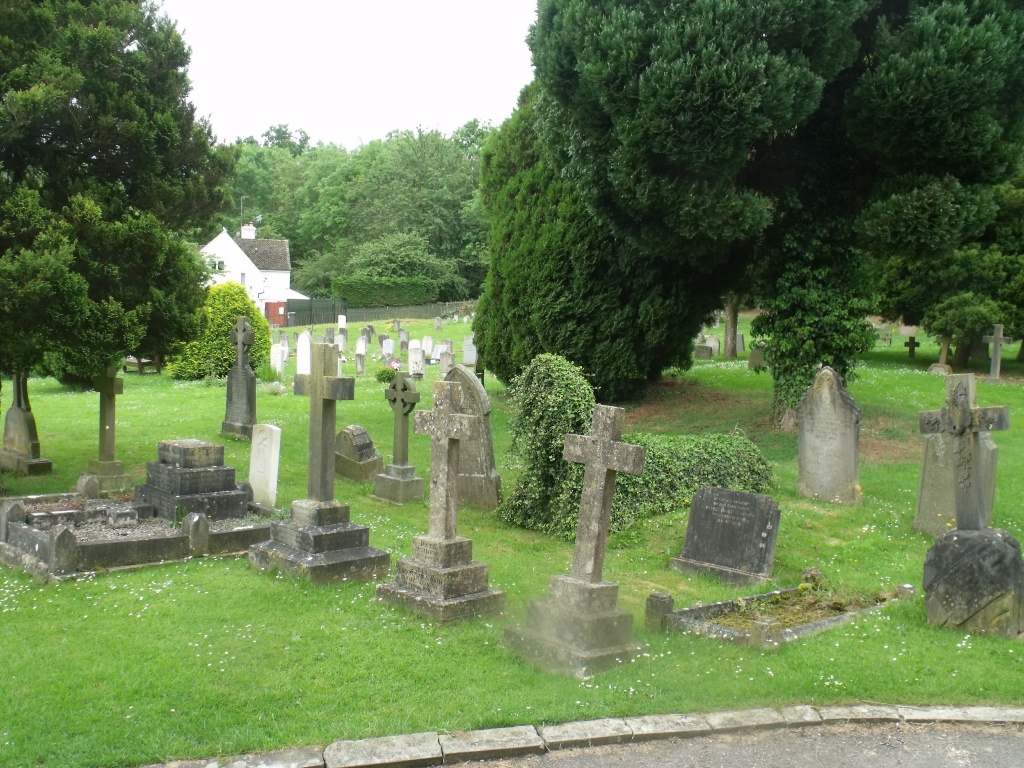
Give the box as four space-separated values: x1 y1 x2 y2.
2 316 1023 768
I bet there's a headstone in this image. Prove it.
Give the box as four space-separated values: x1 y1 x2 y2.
367 324 376 337
134 439 248 520
355 353 365 375
443 365 501 508
250 344 389 582
325 327 335 345
355 336 368 357
983 324 1013 380
0 374 53 475
378 333 390 353
374 373 425 503
918 373 1020 638
270 343 287 376
736 333 745 353
694 344 712 360
337 314 347 331
400 339 409 354
315 334 325 345
928 336 953 375
80 364 130 492
503 405 647 676
423 336 434 357
392 319 401 332
221 316 257 439
382 339 395 358
248 424 282 507
463 334 478 367
705 336 721 356
905 336 921 358
335 425 384 482
748 343 766 370
409 345 425 379
915 432 998 537
796 366 862 505
399 330 410 345
338 328 348 346
434 317 443 331
439 350 455 378
296 331 312 376
670 487 781 584
377 381 505 621
462 316 469 324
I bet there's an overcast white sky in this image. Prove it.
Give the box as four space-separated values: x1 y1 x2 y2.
157 0 538 148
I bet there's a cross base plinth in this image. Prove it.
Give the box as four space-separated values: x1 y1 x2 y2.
923 528 1024 639
249 499 389 584
0 452 53 476
502 575 645 677
374 464 424 503
79 459 131 493
376 536 506 622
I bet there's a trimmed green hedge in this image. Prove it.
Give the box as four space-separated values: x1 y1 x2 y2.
331 276 437 307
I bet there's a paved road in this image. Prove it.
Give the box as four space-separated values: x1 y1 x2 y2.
464 723 1024 768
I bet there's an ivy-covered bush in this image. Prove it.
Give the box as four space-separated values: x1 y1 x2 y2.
167 283 270 379
375 366 397 384
498 354 596 532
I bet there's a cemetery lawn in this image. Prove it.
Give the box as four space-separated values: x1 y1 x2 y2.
2 318 1023 768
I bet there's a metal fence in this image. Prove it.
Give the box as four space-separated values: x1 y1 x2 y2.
286 300 468 326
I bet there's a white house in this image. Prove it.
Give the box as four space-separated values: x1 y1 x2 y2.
201 224 307 317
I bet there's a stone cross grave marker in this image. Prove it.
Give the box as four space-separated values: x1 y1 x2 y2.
296 331 312 376
563 405 647 583
249 423 282 507
0 374 52 475
796 366 862 505
414 382 480 539
222 316 256 438
905 336 921 358
983 324 1013 380
918 373 1009 530
375 373 425 503
929 335 953 375
294 343 355 501
80 364 130 492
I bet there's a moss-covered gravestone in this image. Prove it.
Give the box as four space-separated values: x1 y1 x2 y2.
796 366 861 505
377 381 505 622
503 404 646 676
920 374 1022 638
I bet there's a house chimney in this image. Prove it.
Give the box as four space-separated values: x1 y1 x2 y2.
241 221 257 240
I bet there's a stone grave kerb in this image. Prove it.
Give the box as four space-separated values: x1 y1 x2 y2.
94 364 124 462
414 381 480 540
919 373 1009 530
294 343 354 501
983 324 1013 380
384 373 420 466
563 405 646 584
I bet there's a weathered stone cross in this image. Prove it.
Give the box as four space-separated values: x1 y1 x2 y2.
563 405 646 583
231 316 254 368
982 324 1013 380
384 373 420 466
936 336 952 367
93 364 123 462
294 343 354 501
413 381 479 540
904 336 921 358
919 373 1009 530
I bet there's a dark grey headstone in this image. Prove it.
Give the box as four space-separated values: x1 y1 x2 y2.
748 344 766 370
915 432 998 537
335 425 384 482
670 487 780 583
923 528 1024 638
694 345 712 360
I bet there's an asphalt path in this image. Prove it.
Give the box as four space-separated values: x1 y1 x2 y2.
462 722 1024 768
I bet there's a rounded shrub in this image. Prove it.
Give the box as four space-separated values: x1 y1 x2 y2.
375 366 397 384
167 283 270 379
498 354 596 532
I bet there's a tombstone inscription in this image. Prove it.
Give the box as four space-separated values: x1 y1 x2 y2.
503 405 647 676
670 487 780 584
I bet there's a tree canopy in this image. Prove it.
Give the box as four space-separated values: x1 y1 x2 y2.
0 0 231 383
524 0 1024 413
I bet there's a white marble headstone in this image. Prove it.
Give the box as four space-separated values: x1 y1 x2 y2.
296 332 312 376
463 333 478 366
423 336 434 357
249 423 282 507
338 314 347 330
409 346 425 378
382 338 395 358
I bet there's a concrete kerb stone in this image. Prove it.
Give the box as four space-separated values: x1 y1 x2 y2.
539 718 632 750
323 733 441 768
438 726 545 763
141 747 324 768
623 714 711 741
898 705 1024 723
817 704 901 724
780 705 823 726
704 708 787 732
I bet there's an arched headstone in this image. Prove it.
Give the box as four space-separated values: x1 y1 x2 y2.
443 365 501 508
796 366 861 505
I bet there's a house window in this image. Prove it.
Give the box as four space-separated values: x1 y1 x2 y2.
240 272 246 287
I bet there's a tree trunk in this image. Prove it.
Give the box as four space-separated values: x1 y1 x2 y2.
952 342 971 369
724 294 740 358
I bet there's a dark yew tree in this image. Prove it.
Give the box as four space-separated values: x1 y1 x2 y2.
528 0 1024 417
476 85 708 401
0 0 231 383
